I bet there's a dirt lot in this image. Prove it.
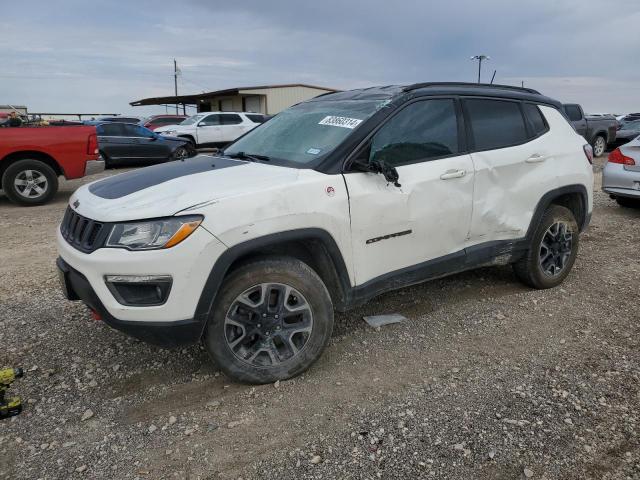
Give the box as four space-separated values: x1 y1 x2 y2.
0 160 639 479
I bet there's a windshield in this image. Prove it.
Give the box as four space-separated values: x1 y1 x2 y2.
620 119 640 130
180 114 206 125
224 99 387 164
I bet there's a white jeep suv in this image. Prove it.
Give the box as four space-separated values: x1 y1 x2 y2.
156 112 265 147
57 83 594 383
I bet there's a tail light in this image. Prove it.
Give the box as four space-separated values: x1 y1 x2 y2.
582 144 593 164
608 148 635 166
87 133 98 155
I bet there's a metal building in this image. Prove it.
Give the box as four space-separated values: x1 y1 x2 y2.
130 84 338 115
0 105 28 115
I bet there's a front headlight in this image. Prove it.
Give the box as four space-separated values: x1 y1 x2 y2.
106 215 203 250
163 130 176 135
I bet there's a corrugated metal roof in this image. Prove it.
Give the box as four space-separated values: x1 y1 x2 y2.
130 83 339 106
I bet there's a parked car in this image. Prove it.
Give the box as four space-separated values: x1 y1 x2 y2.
57 82 593 383
603 136 640 207
155 112 264 147
92 122 195 167
0 125 102 206
562 104 617 157
142 114 188 131
94 116 145 124
613 117 640 148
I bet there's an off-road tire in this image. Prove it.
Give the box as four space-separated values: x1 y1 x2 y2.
2 159 58 206
204 257 334 384
513 205 579 289
616 196 640 208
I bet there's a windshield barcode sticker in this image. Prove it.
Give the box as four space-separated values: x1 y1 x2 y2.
318 116 363 129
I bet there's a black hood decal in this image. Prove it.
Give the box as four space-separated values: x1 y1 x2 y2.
89 156 244 199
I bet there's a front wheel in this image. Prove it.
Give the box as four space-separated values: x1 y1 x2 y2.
203 257 334 384
513 205 579 289
592 135 606 157
1 159 59 206
172 146 190 161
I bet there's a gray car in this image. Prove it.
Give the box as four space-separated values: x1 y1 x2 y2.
603 136 640 207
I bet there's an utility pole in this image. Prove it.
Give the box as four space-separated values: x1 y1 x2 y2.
470 55 490 83
173 59 179 115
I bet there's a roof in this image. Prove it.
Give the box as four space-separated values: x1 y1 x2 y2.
311 82 561 108
130 83 339 107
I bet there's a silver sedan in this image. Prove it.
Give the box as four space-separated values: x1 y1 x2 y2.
603 135 640 207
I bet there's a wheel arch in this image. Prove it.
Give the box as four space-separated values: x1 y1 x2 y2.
526 185 590 239
591 130 609 144
177 134 196 145
194 229 353 334
0 151 64 179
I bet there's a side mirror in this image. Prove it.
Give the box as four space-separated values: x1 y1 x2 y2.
371 158 401 187
351 153 401 188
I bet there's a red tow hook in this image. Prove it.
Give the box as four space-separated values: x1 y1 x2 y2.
89 309 102 321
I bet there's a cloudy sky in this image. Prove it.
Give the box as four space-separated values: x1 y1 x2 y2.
2 0 640 115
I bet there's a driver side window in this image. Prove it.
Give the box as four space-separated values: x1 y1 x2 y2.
370 99 459 167
199 115 220 126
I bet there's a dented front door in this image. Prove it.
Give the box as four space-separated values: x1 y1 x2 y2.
344 154 475 285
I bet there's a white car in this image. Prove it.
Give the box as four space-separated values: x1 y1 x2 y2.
155 112 265 147
57 83 593 384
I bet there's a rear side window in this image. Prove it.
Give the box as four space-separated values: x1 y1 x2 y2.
97 123 125 136
465 99 527 151
522 103 548 137
564 105 582 121
369 99 460 167
220 114 242 125
246 114 265 123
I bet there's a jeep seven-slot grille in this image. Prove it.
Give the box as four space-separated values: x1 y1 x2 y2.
60 207 105 253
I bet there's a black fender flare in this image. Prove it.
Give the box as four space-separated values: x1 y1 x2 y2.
525 184 590 240
193 228 353 335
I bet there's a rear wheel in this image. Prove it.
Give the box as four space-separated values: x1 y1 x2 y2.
616 196 640 208
513 205 579 289
1 159 58 206
203 257 334 384
592 135 606 157
99 150 113 169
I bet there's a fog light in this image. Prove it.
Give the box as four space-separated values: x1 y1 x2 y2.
104 275 172 306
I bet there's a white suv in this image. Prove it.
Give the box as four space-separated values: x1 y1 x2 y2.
57 83 594 383
156 112 265 147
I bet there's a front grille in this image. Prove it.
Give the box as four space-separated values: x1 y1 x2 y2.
60 207 106 253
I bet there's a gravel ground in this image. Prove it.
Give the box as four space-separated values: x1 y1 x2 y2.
0 159 639 479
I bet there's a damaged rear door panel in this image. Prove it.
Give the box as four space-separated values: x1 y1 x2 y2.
463 98 560 244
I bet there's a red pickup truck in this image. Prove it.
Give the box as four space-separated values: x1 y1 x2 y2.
0 126 103 206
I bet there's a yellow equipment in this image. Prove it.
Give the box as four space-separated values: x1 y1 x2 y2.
0 367 23 419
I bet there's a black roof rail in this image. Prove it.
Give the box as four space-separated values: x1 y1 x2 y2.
403 82 541 95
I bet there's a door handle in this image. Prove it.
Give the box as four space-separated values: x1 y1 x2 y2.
440 169 466 180
526 154 548 163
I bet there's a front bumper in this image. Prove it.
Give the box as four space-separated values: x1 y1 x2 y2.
57 257 202 347
84 159 105 176
56 225 227 346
